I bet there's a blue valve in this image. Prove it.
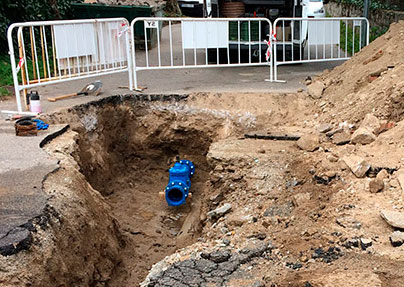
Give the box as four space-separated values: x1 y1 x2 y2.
165 159 195 206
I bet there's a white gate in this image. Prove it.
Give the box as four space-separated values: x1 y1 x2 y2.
272 17 369 82
7 18 132 112
130 17 273 91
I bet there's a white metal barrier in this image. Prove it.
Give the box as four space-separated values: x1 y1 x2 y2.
6 16 372 112
7 18 132 112
130 17 273 91
273 17 369 82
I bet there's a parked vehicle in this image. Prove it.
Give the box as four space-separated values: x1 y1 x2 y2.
202 0 328 62
178 0 219 17
306 0 326 18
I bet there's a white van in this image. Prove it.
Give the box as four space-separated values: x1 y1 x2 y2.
305 0 326 18
178 0 218 17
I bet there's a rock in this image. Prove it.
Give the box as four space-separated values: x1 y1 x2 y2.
332 132 351 145
390 231 404 247
209 191 223 204
380 210 404 229
252 281 265 287
344 238 359 249
336 217 362 229
208 250 231 263
326 128 343 137
390 179 400 188
351 127 377 145
307 81 325 99
360 238 372 250
327 154 339 163
376 169 389 181
227 213 252 227
325 170 337 178
311 246 343 263
297 88 304 93
214 164 224 171
360 114 381 135
369 67 387 77
297 134 320 152
293 192 311 207
396 172 404 193
377 121 395 134
207 203 232 219
369 178 384 193
342 155 371 178
317 124 333 134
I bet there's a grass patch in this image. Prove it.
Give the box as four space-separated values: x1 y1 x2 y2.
0 51 58 98
340 21 388 55
370 26 389 42
0 55 13 97
340 21 362 54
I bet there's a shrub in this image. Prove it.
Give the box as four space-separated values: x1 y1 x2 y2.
0 0 82 52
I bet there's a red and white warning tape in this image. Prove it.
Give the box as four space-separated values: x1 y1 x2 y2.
16 57 24 73
118 22 129 38
264 30 277 62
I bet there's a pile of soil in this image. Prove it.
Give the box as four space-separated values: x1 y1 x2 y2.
309 20 404 125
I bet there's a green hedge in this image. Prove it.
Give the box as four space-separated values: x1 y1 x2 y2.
0 0 82 52
331 0 402 11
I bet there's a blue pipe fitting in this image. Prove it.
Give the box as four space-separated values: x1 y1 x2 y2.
165 159 195 206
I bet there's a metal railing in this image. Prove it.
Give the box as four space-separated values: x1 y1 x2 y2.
130 17 273 91
7 18 132 112
272 17 369 82
6 16 372 112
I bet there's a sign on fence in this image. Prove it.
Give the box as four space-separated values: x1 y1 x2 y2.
182 21 229 49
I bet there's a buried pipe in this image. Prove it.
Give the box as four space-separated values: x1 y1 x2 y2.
163 157 195 206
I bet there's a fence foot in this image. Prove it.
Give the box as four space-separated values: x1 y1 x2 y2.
134 86 147 92
266 79 287 83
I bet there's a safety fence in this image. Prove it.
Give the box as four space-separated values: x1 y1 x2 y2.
7 18 132 112
273 17 369 81
130 17 273 90
6 16 370 113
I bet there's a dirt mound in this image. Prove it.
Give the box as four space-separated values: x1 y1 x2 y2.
310 20 404 125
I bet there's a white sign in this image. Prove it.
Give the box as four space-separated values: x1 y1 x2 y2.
308 21 340 45
182 21 229 49
145 20 158 29
54 23 96 59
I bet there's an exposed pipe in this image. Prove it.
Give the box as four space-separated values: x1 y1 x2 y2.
164 157 195 206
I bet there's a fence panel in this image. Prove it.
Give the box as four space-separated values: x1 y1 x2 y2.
7 18 132 112
272 17 369 82
130 17 273 91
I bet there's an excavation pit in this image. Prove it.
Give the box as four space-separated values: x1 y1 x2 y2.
40 94 257 286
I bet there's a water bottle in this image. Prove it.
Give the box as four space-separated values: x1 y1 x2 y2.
28 91 42 113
